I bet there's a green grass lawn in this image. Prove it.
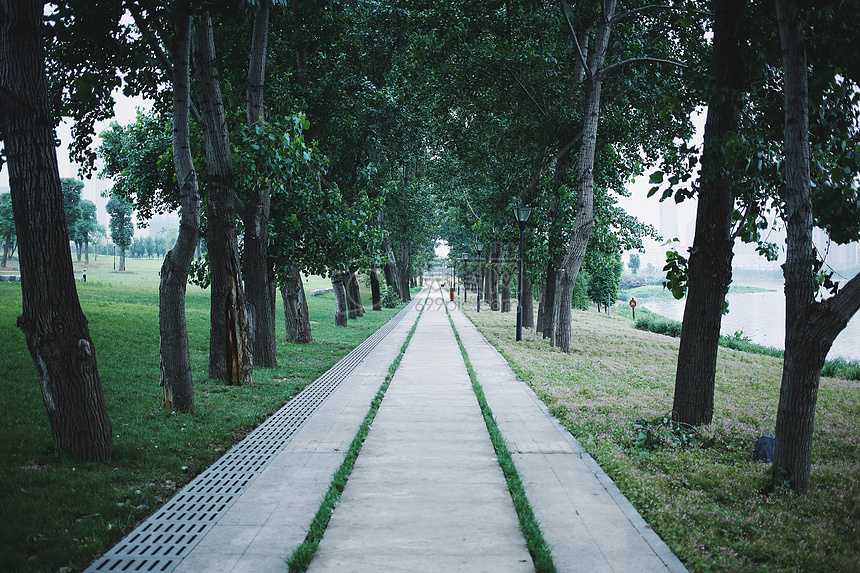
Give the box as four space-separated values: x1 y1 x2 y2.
0 258 400 573
464 304 860 573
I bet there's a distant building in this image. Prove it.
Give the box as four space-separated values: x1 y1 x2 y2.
659 200 678 242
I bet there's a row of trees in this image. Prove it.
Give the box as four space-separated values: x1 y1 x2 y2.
2 0 858 495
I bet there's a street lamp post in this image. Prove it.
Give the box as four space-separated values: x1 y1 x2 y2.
514 205 533 341
475 240 484 312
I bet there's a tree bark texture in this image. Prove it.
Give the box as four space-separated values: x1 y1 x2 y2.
0 0 113 461
240 5 276 368
159 12 201 412
672 0 744 427
771 1 860 493
396 240 412 302
501 242 514 313
282 262 312 343
194 15 253 385
536 282 547 333
332 274 349 327
522 275 534 328
347 271 364 319
555 0 616 353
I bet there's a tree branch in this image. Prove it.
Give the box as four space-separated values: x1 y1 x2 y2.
129 3 202 125
504 68 548 118
560 0 591 80
600 57 686 77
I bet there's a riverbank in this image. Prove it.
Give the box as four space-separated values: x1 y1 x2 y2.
464 304 860 572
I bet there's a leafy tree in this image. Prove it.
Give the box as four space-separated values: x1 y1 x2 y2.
587 251 623 312
627 253 640 275
60 177 83 251
0 193 15 267
0 0 113 461
75 199 98 263
106 195 133 271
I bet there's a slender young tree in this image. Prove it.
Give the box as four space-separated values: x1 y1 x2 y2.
0 0 113 461
158 7 202 411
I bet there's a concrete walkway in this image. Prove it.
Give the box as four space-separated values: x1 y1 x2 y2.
94 282 688 573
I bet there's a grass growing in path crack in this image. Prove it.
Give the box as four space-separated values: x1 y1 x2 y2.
286 293 427 573
447 311 557 573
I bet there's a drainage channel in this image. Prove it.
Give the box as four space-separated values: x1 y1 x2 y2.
85 300 417 573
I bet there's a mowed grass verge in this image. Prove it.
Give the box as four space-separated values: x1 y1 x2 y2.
0 258 400 573
463 304 860 573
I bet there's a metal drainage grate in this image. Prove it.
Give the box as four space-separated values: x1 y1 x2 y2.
86 302 415 573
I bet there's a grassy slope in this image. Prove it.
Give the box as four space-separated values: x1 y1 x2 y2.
0 258 399 573
464 304 860 573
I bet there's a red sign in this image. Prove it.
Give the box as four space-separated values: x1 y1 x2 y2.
629 298 636 308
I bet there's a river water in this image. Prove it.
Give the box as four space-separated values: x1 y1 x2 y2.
639 281 860 362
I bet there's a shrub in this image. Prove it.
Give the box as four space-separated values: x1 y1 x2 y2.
381 286 401 308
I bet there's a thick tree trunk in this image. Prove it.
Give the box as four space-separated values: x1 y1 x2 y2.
159 12 201 412
672 0 744 427
396 240 412 302
522 275 534 328
346 271 364 319
536 282 546 333
194 15 252 384
242 201 275 366
771 1 860 493
84 238 89 263
332 274 349 327
241 5 276 368
0 0 113 460
370 264 382 311
119 247 126 271
282 262 312 343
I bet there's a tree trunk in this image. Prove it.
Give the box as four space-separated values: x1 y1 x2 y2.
536 282 546 333
159 12 201 413
119 247 126 271
501 243 514 313
522 274 534 328
396 240 412 302
194 15 252 385
0 0 113 461
84 237 89 263
347 271 363 319
370 263 382 311
282 262 312 343
771 1 860 493
240 5 276 368
332 274 349 327
672 0 744 427
555 0 616 353
2 237 10 267
490 242 501 311
542 264 559 339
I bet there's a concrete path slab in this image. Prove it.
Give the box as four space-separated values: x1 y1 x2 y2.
95 281 689 573
170 295 424 573
307 285 533 573
449 302 688 573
